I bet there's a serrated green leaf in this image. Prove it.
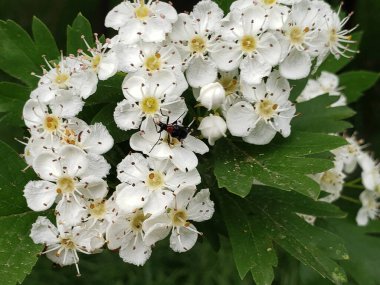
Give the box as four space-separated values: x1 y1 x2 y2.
91 104 133 143
67 13 94 54
293 95 356 133
219 187 348 285
317 32 363 74
213 132 345 198
32 16 60 60
339 71 380 103
0 20 40 87
321 219 380 285
0 140 41 285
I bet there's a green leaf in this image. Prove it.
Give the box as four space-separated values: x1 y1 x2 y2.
317 32 363 74
321 219 380 285
91 104 133 143
218 187 348 285
213 132 345 198
0 82 30 125
32 16 60 60
214 0 233 13
0 20 40 87
67 13 94 54
293 95 356 133
289 77 309 102
0 140 42 285
339 71 380 103
86 73 124 105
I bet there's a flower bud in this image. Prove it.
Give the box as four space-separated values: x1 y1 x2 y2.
197 82 225 110
198 114 227 146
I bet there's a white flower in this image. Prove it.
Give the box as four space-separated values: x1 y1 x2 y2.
230 0 291 30
143 187 214 252
312 161 346 203
130 118 209 172
358 153 380 193
297 71 346 107
332 135 364 174
23 145 109 226
278 0 329 79
226 71 296 145
31 55 97 101
170 0 224 87
114 71 187 131
79 35 118 80
30 216 104 275
356 190 379 226
23 98 84 136
211 6 281 84
198 114 227 145
106 209 152 266
115 153 201 215
197 82 226 110
22 135 62 167
105 0 178 44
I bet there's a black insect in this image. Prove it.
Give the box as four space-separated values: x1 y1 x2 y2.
149 112 194 153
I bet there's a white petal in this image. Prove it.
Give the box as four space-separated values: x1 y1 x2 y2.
143 215 172 246
210 43 242 71
242 6 268 34
23 99 46 128
279 49 311 80
171 147 199 172
186 57 218 88
243 121 277 145
152 1 178 22
70 70 98 99
169 225 198 252
104 2 134 29
77 176 108 200
356 208 369 226
59 145 88 177
118 20 144 45
240 56 272 85
81 153 111 178
257 33 281 65
30 85 56 104
192 0 223 33
122 75 146 101
30 216 60 245
116 184 149 213
49 91 84 118
24 180 57 211
79 123 114 155
175 186 196 209
46 247 77 266
98 52 118 80
240 80 267 103
266 70 291 99
106 218 129 250
143 190 174 215
165 168 201 190
117 45 142 73
182 135 209 155
56 197 87 226
142 18 171 43
170 13 195 42
119 234 152 266
33 152 61 181
187 188 215 222
226 101 257 137
114 100 142 131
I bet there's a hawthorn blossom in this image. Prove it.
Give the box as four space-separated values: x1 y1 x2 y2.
358 153 380 193
114 71 187 131
105 0 178 44
170 0 224 87
211 6 281 84
30 216 104 275
226 71 296 145
130 118 209 172
197 82 226 110
143 187 214 252
115 153 201 214
332 135 364 174
356 190 379 226
198 114 227 145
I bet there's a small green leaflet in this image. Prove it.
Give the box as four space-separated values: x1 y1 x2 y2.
213 132 345 198
67 13 95 55
218 186 348 285
0 141 42 285
339 71 380 103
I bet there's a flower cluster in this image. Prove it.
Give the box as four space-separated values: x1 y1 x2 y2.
297 71 379 226
21 0 358 274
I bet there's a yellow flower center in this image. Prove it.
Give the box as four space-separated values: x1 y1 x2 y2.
162 134 181 148
190 35 207 54
56 176 76 194
146 171 165 190
130 210 147 232
219 77 238 96
89 201 107 219
170 209 189 227
141 96 160 115
289 26 308 45
91 54 102 70
61 128 77 145
241 35 257 53
320 170 339 185
135 1 150 20
144 53 161 72
60 238 76 250
43 115 60 133
54 70 70 88
262 0 277 5
256 99 278 120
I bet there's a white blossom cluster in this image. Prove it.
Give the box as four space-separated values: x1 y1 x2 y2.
21 0 358 275
298 71 379 226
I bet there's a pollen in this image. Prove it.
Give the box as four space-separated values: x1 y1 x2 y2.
141 96 160 115
320 170 340 185
219 77 238 96
62 128 77 145
43 115 60 133
54 72 70 88
135 2 150 20
288 26 305 45
240 35 257 53
170 209 188 227
256 99 278 120
130 210 147 232
146 171 165 190
144 53 162 72
56 176 76 194
190 35 207 54
262 0 277 5
89 201 107 219
91 54 102 70
60 238 76 250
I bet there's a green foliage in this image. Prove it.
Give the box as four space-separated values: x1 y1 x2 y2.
339 71 380 103
32 17 60 60
67 13 95 54
0 141 42 285
218 186 348 285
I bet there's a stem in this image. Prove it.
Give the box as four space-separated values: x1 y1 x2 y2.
346 177 362 185
344 184 365 190
340 195 361 205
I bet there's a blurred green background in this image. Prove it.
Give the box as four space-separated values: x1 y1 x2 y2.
0 0 379 284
